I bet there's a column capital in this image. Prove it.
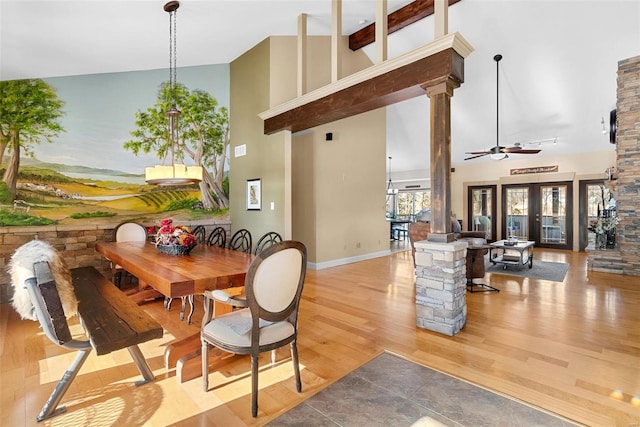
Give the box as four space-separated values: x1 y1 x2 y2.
423 75 460 97
427 232 456 243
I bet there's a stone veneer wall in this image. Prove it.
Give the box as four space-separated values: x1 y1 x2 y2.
588 55 640 275
0 219 231 304
414 240 467 336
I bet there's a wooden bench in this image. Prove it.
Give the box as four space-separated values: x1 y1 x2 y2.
25 263 163 422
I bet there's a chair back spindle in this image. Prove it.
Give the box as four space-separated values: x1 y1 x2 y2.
229 229 252 253
253 231 283 255
207 227 227 248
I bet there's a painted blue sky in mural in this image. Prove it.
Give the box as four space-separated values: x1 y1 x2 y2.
34 64 229 183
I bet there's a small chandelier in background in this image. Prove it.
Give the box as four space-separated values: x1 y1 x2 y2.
601 117 607 134
386 156 397 195
145 1 203 186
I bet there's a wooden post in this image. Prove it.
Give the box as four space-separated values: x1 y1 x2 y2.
434 0 448 38
425 76 459 242
331 0 342 82
375 0 387 63
297 13 307 96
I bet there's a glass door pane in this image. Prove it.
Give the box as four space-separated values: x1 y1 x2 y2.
396 192 413 219
586 183 613 248
539 185 567 245
470 187 493 240
505 187 529 240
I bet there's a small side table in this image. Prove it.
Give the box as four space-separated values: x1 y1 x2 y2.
489 240 535 269
466 244 499 293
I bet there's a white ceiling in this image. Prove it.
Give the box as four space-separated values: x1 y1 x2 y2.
1 0 638 172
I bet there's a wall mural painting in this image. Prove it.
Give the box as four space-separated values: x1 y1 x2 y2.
0 65 231 226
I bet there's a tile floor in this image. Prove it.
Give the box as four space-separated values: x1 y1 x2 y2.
268 352 578 427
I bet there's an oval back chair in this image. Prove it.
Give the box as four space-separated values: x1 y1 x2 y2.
112 222 147 288
201 240 307 417
229 229 252 254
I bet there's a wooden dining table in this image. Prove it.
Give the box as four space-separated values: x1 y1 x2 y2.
95 241 254 382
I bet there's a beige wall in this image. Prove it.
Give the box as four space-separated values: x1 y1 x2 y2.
231 35 388 266
452 149 616 249
230 39 286 241
294 110 388 267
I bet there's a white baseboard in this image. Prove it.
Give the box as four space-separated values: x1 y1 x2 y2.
308 250 392 270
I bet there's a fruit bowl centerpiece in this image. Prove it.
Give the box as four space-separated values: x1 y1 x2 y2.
151 218 197 255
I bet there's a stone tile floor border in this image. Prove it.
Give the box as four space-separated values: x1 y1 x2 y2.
268 351 579 427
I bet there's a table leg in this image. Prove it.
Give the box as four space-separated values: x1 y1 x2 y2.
467 248 499 293
177 347 240 383
123 279 164 304
467 280 500 293
164 299 237 381
165 333 201 371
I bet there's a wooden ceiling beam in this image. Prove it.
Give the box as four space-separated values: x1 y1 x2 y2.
262 48 464 135
349 0 462 51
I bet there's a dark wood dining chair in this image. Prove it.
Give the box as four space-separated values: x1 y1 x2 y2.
201 241 307 417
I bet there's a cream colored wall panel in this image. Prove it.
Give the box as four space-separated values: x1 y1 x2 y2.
312 109 388 263
231 34 386 265
230 39 286 240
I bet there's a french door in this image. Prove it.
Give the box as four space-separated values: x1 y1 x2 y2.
467 185 497 241
502 182 573 249
578 180 610 251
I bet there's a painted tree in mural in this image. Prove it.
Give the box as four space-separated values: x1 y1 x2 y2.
0 79 65 199
124 82 229 210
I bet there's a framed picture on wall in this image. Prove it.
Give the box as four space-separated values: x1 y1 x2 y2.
247 178 261 210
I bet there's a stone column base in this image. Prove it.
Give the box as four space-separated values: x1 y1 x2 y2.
414 239 467 336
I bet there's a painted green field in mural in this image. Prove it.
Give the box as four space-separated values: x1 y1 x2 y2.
6 163 203 225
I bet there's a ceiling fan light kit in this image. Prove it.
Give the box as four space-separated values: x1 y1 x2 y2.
464 54 542 161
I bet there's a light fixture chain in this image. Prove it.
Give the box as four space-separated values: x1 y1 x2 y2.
146 1 202 185
170 8 177 106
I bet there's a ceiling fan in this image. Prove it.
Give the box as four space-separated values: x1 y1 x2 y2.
464 54 541 161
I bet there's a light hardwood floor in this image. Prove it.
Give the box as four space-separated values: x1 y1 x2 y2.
1 248 639 426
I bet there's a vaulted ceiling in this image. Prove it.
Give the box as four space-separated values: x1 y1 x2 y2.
1 0 637 172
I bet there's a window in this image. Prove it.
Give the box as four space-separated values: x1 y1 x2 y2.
396 190 431 219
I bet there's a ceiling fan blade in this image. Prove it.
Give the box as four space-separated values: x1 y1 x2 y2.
465 151 491 155
501 146 522 153
464 153 489 160
514 149 542 154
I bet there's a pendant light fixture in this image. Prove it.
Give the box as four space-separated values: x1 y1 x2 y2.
145 1 203 185
386 156 397 195
386 156 398 218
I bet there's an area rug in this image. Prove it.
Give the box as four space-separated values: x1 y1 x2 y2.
484 258 569 282
268 352 576 426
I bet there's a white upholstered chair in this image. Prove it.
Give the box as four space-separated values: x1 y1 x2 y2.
111 222 147 288
200 240 307 417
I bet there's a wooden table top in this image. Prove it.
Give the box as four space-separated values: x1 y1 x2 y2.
95 241 254 298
